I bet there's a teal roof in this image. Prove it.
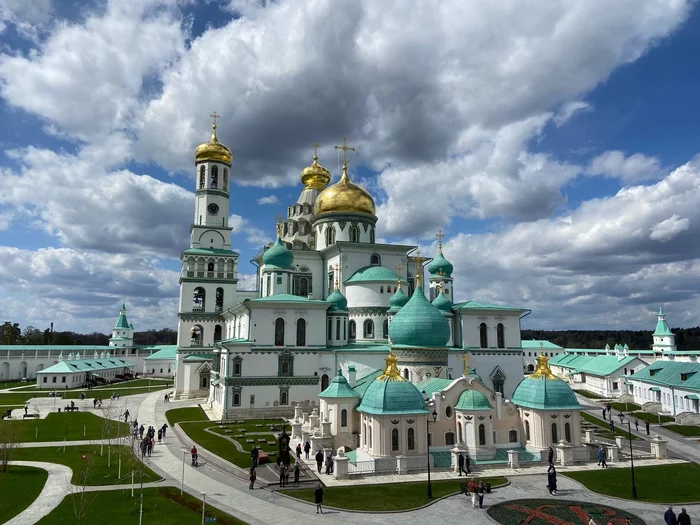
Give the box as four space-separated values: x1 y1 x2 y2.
329 342 390 353
388 285 449 347
262 237 294 269
114 305 130 329
454 389 492 411
432 291 452 313
345 265 399 284
183 354 210 361
319 369 360 398
427 250 453 278
250 294 328 305
219 337 252 345
357 377 429 415
182 248 239 256
454 301 527 312
144 346 178 360
512 374 581 410
326 289 348 311
626 361 700 392
352 368 384 397
571 355 640 376
653 307 673 336
521 340 563 350
414 377 453 398
548 354 594 370
37 357 134 375
388 287 409 311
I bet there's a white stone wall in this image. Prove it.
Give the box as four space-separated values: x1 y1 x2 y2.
447 351 524 399
630 380 700 416
345 283 396 308
246 306 328 347
349 311 388 342
518 407 582 450
459 312 522 349
144 359 174 377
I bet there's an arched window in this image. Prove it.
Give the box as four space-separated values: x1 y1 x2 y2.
508 429 518 443
214 325 222 343
497 323 505 349
478 424 486 446
445 406 453 418
382 319 389 339
349 226 359 243
321 373 329 391
551 423 558 443
458 423 463 443
370 253 381 266
368 426 372 448
299 277 309 297
199 166 206 189
280 391 288 405
445 432 455 446
362 423 366 445
407 428 415 450
525 420 531 441
349 320 356 340
341 409 348 428
527 364 535 373
233 393 241 406
193 288 205 312
274 318 285 346
336 318 340 340
266 275 271 296
403 368 410 380
391 428 399 451
208 262 215 272
326 226 335 246
296 318 306 346
233 361 241 376
380 286 384 293
479 322 488 348
215 287 224 312
565 422 571 443
327 318 332 340
211 165 218 188
327 267 334 295
223 168 228 191
363 319 374 338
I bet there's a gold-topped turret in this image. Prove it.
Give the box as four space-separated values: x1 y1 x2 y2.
300 142 331 190
529 352 557 380
376 351 405 382
195 112 233 165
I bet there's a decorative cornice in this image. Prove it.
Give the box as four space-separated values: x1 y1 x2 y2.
223 376 320 387
178 313 225 322
179 278 238 285
349 307 389 316
195 189 229 198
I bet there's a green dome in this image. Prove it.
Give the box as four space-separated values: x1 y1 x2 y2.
454 389 492 411
356 353 429 415
345 265 399 284
388 287 409 311
389 285 450 347
427 250 453 278
432 291 452 313
326 289 348 311
263 237 294 269
319 368 359 398
511 355 581 410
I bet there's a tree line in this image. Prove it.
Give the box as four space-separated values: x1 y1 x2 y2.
0 322 177 346
521 327 700 350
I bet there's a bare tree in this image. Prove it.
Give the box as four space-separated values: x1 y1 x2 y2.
0 424 20 472
69 454 98 525
100 399 121 465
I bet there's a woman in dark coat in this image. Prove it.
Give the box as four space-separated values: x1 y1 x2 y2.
314 482 324 514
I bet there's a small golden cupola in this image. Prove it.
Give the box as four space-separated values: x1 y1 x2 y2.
313 137 376 217
300 143 331 190
195 112 232 166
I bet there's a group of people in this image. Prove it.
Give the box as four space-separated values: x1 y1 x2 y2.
665 505 692 525
597 445 609 468
131 421 168 458
313 448 334 475
467 479 487 509
277 462 301 486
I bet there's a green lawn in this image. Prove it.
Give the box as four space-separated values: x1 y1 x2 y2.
165 406 208 426
564 463 700 503
90 379 172 390
4 412 128 442
0 386 167 406
286 477 508 511
581 413 638 440
575 390 605 399
0 465 48 523
12 445 162 486
630 411 675 424
664 424 700 437
216 418 287 433
609 402 641 412
36 487 249 525
0 381 33 389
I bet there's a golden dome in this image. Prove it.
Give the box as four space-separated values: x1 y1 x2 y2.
195 122 232 165
313 162 376 216
300 153 331 190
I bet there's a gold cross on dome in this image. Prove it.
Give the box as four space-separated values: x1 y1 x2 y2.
274 212 284 236
210 111 220 127
334 137 356 165
436 229 445 249
461 353 470 375
312 142 320 157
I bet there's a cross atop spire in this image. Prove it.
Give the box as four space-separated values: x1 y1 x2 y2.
394 263 404 286
334 137 356 165
461 353 470 376
334 263 340 289
209 111 220 141
312 141 320 159
414 250 425 286
436 229 444 252
274 212 284 237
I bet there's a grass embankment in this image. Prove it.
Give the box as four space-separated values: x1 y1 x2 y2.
0 465 48 522
608 402 641 412
581 413 638 440
36 487 249 525
565 463 700 503
575 390 605 399
665 424 700 437
165 406 208 426
12 445 162 485
5 412 127 442
0 386 169 406
286 477 508 511
629 411 675 424
0 381 33 390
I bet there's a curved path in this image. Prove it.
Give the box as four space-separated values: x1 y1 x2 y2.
5 461 72 525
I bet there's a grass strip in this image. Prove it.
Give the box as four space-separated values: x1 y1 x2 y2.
0 465 48 523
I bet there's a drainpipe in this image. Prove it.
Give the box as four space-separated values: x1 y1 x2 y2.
671 386 676 417
243 300 252 341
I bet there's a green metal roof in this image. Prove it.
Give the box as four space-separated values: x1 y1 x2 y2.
626 361 700 392
357 377 430 415
427 250 453 278
454 389 492 411
262 237 294 269
219 337 253 345
345 265 399 284
388 285 450 348
352 368 383 397
432 291 452 313
183 354 210 361
653 307 674 336
144 346 178 360
571 355 640 376
326 289 348 311
511 375 581 410
453 301 528 312
114 305 130 329
548 354 594 370
414 377 453 398
330 342 390 353
182 248 239 256
37 357 135 374
319 369 360 398
388 287 409 311
250 294 328 305
521 340 563 350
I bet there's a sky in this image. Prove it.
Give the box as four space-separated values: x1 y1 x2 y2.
1 0 700 334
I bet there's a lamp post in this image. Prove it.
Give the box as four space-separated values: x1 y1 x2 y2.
423 391 438 499
201 491 207 525
181 448 188 495
623 419 638 499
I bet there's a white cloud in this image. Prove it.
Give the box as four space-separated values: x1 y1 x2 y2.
0 0 53 40
256 195 279 205
649 214 690 242
587 150 665 182
553 101 592 126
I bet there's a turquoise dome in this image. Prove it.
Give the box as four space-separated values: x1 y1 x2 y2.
511 355 581 410
263 237 294 269
356 353 429 415
388 287 409 310
319 368 359 398
326 289 348 311
432 291 452 313
389 285 450 347
427 249 453 278
454 389 492 411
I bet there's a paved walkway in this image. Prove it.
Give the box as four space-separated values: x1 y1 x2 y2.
5 461 73 525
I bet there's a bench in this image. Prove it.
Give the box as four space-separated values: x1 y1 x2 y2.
246 439 254 444
63 406 79 412
23 413 40 419
267 441 276 446
258 438 266 442
224 429 232 434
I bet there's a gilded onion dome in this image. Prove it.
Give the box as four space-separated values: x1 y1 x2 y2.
301 152 331 190
313 162 376 217
195 119 232 166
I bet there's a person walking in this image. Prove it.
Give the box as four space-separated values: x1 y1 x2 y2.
162 423 168 438
157 428 162 443
251 446 259 468
598 446 608 468
458 452 468 476
191 446 198 466
304 441 311 460
314 482 324 514
249 467 256 490
677 507 691 525
478 481 485 508
465 451 471 474
634 418 639 431
470 485 478 508
548 446 554 465
547 465 558 495
666 506 678 525
602 407 606 420
296 443 302 460
123 409 130 422
315 450 324 473
279 464 286 487
139 424 145 440
608 419 615 433
645 419 650 435
294 462 300 484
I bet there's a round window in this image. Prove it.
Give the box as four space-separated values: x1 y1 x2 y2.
445 405 453 419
